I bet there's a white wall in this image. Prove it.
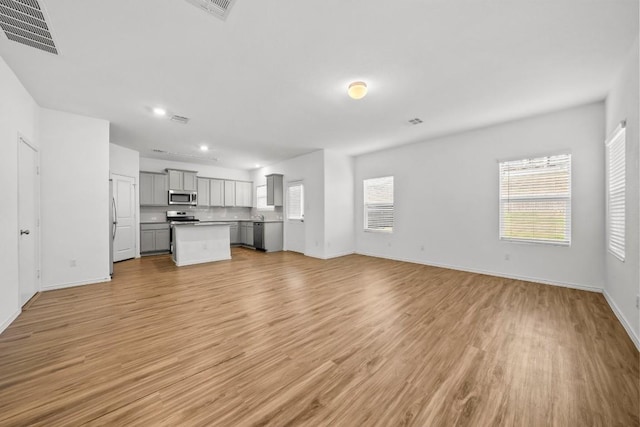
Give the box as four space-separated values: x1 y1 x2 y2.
140 158 251 181
39 109 111 290
0 55 39 332
324 150 355 258
110 143 141 257
604 36 639 345
252 150 326 258
355 102 606 291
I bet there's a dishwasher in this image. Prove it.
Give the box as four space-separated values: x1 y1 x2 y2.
253 222 265 251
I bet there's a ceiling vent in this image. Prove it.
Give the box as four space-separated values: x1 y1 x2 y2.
185 0 236 21
170 115 190 125
0 0 58 55
408 118 423 125
153 148 218 162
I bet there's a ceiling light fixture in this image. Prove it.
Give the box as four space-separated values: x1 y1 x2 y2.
348 81 368 100
200 145 209 151
153 107 167 116
255 164 261 168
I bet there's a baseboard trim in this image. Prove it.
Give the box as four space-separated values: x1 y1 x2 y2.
0 308 21 335
305 250 356 260
355 251 603 293
603 290 640 350
42 276 111 291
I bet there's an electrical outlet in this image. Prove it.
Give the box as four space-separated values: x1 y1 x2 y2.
69 259 76 267
636 295 639 309
420 245 425 251
504 254 510 261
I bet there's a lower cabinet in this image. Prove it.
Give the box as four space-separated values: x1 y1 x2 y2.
239 222 254 246
141 223 170 254
229 222 240 245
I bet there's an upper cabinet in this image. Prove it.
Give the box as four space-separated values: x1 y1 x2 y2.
140 172 168 206
167 169 197 191
210 179 225 206
197 178 210 206
266 174 283 206
235 181 252 207
224 180 236 206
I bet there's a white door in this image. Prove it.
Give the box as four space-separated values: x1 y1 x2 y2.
18 137 40 306
285 181 305 253
112 174 136 262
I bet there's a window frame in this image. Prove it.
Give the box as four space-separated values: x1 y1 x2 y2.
286 181 304 221
498 153 572 246
256 185 274 211
363 176 394 233
605 123 626 261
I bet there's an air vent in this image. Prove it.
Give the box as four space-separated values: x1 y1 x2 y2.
170 115 190 125
153 148 218 162
0 0 58 54
185 0 236 21
408 118 423 125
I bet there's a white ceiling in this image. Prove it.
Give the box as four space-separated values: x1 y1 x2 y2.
0 0 638 169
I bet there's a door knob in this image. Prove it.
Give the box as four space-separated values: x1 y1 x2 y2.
20 229 30 235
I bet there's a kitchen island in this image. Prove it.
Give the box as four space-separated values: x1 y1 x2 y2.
172 222 231 266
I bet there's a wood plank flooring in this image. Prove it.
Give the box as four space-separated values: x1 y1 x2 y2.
0 248 637 426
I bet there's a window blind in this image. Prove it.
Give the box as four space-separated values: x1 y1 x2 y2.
499 154 571 245
364 176 394 232
287 182 304 220
606 124 626 261
256 185 274 211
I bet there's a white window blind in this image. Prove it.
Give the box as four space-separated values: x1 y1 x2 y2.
287 182 304 220
499 154 571 245
256 185 274 211
364 176 394 232
606 123 626 261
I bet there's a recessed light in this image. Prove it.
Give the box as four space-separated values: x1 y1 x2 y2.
153 107 167 116
200 145 209 152
255 164 261 168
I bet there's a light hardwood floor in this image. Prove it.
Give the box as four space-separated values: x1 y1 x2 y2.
0 248 638 426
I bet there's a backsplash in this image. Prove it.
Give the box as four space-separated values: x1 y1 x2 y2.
141 206 283 222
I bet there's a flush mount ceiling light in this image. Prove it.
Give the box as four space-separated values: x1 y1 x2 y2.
200 145 209 151
348 81 368 100
153 107 167 116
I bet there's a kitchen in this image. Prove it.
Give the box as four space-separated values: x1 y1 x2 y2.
132 165 285 267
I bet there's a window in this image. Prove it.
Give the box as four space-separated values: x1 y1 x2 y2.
364 176 394 232
606 123 626 261
287 182 304 220
499 154 571 245
256 185 274 211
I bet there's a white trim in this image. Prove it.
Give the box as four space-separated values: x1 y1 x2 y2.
355 251 603 293
603 290 640 350
42 276 111 291
0 309 21 334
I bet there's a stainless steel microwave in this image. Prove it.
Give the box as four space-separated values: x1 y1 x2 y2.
168 190 197 206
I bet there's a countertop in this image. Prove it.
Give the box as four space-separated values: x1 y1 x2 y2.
142 219 284 224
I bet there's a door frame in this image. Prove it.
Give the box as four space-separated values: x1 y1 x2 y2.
17 134 41 305
285 179 305 253
110 173 138 261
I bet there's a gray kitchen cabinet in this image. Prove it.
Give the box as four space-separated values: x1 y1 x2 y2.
141 223 170 253
266 174 283 206
240 222 254 246
263 222 283 252
235 181 253 207
140 172 168 206
197 178 210 206
210 179 224 206
229 222 240 244
224 180 236 206
167 169 198 191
